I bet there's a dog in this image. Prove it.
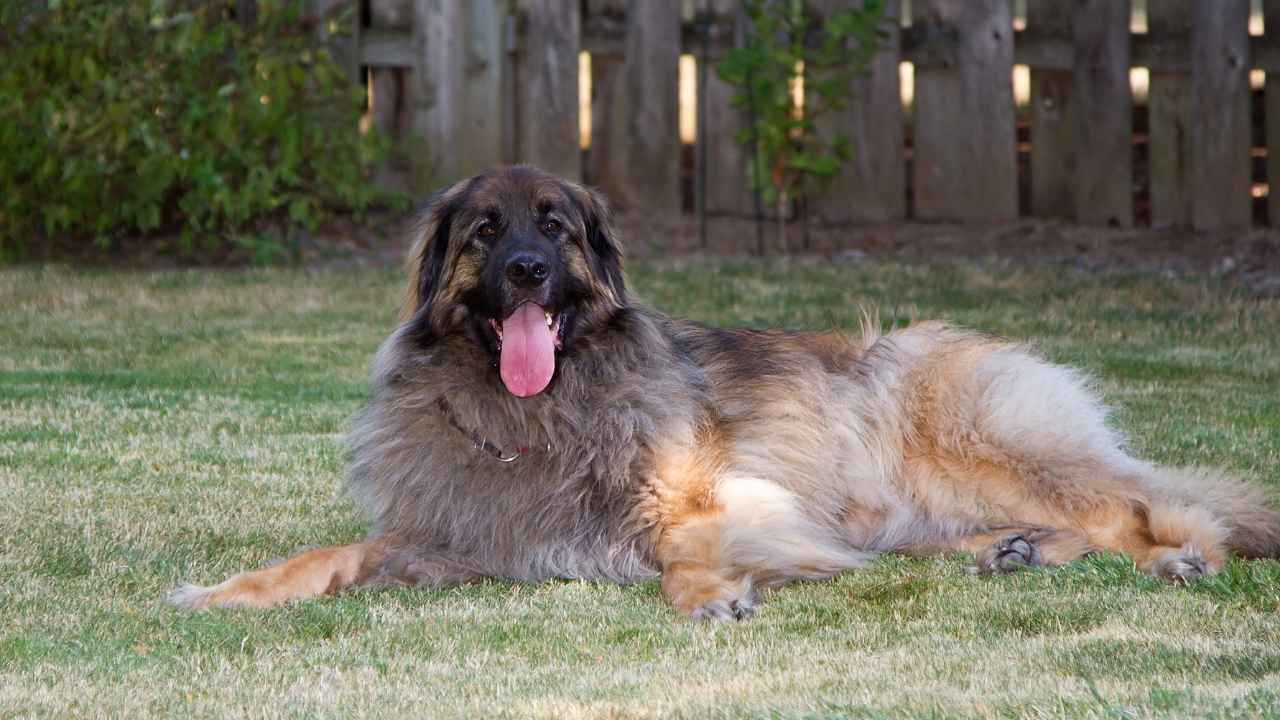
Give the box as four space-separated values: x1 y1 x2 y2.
171 165 1280 620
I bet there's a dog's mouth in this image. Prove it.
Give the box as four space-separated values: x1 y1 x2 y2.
488 301 564 397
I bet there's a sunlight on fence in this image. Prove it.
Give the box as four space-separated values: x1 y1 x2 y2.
680 54 696 145
579 53 698 149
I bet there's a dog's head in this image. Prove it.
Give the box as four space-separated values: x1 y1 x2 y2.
400 165 627 398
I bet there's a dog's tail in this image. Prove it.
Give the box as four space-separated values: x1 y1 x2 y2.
1144 466 1280 558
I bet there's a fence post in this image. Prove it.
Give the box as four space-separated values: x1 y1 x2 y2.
368 1 409 189
703 0 757 217
1147 0 1191 228
910 0 1017 221
812 0 905 224
1026 1 1074 219
462 0 506 178
1072 0 1131 226
367 64 401 140
407 0 505 187
585 0 626 188
1190 0 1251 230
408 0 462 185
1266 0 1280 226
368 2 410 141
513 0 581 181
589 0 682 211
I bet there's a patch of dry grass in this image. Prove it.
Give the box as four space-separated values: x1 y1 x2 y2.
2 260 1278 718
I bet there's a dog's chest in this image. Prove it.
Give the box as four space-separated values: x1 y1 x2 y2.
438 445 657 581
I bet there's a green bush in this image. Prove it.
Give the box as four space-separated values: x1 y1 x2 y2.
717 0 884 252
0 0 397 260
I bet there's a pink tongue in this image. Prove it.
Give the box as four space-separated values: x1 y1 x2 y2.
499 303 556 397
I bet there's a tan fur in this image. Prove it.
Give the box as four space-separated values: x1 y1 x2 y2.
171 166 1280 618
400 181 470 323
916 525 1097 565
171 542 389 610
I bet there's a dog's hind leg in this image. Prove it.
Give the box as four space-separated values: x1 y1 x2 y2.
907 466 1234 581
900 524 1097 573
964 525 1096 574
901 338 1278 582
1072 495 1231 582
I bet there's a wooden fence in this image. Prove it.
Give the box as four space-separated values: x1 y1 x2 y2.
341 0 1279 232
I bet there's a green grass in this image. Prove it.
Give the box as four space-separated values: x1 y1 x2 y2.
2 259 1279 718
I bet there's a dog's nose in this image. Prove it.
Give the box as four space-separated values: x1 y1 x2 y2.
505 252 550 288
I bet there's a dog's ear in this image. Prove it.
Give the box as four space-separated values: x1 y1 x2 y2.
568 182 627 305
400 181 469 324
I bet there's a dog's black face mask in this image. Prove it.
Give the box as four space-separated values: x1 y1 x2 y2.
462 197 577 397
404 165 628 397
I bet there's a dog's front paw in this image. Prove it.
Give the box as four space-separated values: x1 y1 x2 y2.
663 568 758 622
689 595 757 622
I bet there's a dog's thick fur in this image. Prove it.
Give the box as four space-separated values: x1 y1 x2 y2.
172 166 1280 619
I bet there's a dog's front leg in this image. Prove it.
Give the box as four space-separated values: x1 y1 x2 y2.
649 431 771 621
170 540 391 610
170 538 480 610
654 513 758 621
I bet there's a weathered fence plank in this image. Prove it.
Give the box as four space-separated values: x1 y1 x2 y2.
911 0 1017 221
588 0 682 212
361 30 416 66
368 0 409 190
1266 0 1280 225
408 0 462 184
513 0 581 181
368 0 408 138
462 0 506 177
1072 0 1131 226
813 0 905 224
1147 0 1191 228
585 0 625 189
702 1 756 217
370 0 411 29
1190 0 1251 230
368 69 401 137
405 0 505 187
1027 0 1074 219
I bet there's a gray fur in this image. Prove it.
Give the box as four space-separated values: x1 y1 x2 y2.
347 306 702 583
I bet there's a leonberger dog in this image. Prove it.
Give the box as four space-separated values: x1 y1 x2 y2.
173 165 1280 620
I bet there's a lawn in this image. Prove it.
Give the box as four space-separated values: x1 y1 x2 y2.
1 258 1278 718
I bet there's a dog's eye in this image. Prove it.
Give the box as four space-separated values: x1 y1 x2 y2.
541 219 562 235
477 223 496 238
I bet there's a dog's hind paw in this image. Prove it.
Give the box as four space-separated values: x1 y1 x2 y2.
977 533 1044 574
1150 546 1211 584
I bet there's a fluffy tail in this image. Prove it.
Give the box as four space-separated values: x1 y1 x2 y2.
1143 467 1280 558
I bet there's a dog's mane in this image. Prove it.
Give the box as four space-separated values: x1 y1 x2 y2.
346 302 707 582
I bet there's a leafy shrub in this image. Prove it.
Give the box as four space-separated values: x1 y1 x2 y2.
0 0 396 260
717 0 884 252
